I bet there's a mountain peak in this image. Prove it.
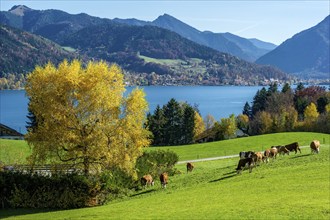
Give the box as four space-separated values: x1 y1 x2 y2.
154 13 179 22
9 5 33 16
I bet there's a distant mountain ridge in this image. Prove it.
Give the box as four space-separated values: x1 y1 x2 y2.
0 24 75 77
0 5 289 85
1 6 276 61
114 13 277 61
256 15 329 79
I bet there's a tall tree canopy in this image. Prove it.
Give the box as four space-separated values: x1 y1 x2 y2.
25 60 150 176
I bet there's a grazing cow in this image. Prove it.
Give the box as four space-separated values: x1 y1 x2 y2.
236 158 255 174
186 162 194 173
269 147 278 159
239 151 254 159
310 140 320 154
140 174 154 188
285 142 301 154
160 172 168 188
253 152 263 165
278 146 290 155
263 149 270 163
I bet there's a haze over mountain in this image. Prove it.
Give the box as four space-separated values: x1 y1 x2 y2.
114 13 277 61
1 6 276 62
0 5 288 85
256 15 329 79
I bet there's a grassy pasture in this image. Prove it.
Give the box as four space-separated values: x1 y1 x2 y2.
1 144 329 219
138 55 184 65
149 132 330 161
0 132 328 164
0 139 32 164
0 132 329 219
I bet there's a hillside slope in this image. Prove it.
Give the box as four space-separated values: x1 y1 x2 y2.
0 5 288 85
0 24 75 77
256 15 329 79
116 13 277 61
62 23 288 85
1 132 329 219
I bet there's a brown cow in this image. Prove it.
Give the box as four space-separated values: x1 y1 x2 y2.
160 172 168 188
236 157 255 174
310 140 320 154
263 149 270 163
269 147 278 159
253 152 263 165
285 142 301 154
278 146 290 155
140 174 154 188
186 162 194 173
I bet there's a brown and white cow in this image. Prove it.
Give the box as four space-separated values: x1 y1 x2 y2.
236 157 255 174
277 146 290 155
269 147 278 159
310 140 320 154
160 172 169 188
263 149 270 163
140 174 154 188
186 162 194 173
285 142 301 154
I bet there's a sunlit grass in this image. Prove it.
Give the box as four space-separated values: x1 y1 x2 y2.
1 145 329 219
1 132 328 164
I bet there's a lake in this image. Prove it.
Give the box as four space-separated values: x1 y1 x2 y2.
0 86 263 134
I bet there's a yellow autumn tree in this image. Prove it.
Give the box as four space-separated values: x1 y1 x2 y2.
25 60 150 176
304 102 319 121
194 111 205 140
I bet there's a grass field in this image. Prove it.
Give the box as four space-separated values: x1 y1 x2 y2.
1 132 328 164
0 139 32 164
1 132 329 219
148 132 329 161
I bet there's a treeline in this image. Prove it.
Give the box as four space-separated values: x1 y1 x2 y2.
146 83 329 146
242 83 330 135
0 73 26 90
146 98 204 145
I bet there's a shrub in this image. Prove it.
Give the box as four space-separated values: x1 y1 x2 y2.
0 172 91 209
135 150 179 180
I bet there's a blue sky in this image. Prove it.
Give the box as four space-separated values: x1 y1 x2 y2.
1 0 329 45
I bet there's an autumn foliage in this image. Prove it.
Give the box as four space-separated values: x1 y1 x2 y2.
25 60 150 176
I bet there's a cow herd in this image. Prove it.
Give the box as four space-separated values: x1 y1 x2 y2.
236 140 321 174
140 162 195 189
140 140 321 189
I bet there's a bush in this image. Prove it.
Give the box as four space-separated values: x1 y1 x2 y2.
0 172 91 209
0 168 138 209
135 150 179 180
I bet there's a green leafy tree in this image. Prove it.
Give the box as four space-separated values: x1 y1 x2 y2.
316 96 329 114
163 98 183 145
249 111 272 135
267 82 278 95
26 99 38 133
252 87 268 117
214 114 237 140
281 83 292 93
146 105 165 145
182 104 195 144
242 102 252 118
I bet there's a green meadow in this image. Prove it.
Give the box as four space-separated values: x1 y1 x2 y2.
0 132 329 219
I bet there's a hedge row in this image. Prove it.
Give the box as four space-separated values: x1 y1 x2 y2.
0 149 179 209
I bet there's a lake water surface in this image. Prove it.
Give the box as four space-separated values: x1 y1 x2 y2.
0 86 263 134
